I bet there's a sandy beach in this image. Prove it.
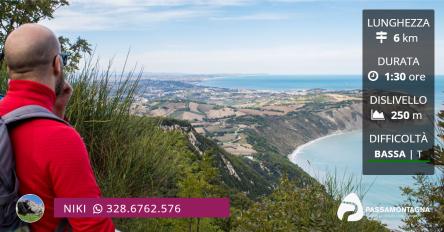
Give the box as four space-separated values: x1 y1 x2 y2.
288 130 348 161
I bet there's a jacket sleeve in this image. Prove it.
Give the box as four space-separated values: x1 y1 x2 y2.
47 125 115 232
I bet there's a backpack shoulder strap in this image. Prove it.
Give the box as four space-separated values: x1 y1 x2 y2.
55 218 71 232
2 105 68 125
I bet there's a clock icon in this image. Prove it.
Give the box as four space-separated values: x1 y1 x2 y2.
368 71 379 81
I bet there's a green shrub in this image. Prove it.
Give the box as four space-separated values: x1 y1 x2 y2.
401 175 444 231
233 176 388 232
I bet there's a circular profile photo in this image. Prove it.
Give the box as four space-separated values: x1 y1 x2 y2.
16 194 45 223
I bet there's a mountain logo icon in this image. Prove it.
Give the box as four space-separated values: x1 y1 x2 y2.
371 110 385 120
337 193 364 221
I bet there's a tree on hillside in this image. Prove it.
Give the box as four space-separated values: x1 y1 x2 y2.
0 0 91 72
400 111 444 231
58 36 91 72
434 111 444 165
175 153 224 232
400 175 444 232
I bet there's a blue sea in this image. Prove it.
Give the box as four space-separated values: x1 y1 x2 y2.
289 131 442 230
201 75 443 230
200 75 361 91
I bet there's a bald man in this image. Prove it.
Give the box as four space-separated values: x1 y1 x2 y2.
0 24 115 231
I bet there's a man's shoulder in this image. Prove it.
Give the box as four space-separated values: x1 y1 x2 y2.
31 119 88 157
11 118 88 161
26 118 82 141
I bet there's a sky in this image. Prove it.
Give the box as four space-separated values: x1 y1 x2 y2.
41 0 444 75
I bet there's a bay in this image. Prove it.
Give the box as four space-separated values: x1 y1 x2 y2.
200 75 443 230
289 130 441 230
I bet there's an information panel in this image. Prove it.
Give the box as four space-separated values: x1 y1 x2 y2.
363 10 435 175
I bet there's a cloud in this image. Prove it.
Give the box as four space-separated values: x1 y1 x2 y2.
42 0 444 75
41 6 209 32
107 41 444 74
41 0 320 32
41 0 256 32
70 0 251 7
105 43 361 74
210 13 293 21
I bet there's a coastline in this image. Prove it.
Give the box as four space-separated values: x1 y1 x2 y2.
288 130 358 161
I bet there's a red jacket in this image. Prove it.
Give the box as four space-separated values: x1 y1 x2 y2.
0 80 115 232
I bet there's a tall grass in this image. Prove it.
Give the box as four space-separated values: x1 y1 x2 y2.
0 57 199 230
66 56 209 230
65 56 192 198
322 169 374 202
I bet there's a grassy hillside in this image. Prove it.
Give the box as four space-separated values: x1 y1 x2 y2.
0 63 388 231
160 117 315 198
227 100 361 156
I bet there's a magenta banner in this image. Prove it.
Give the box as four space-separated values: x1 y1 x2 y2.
54 198 230 218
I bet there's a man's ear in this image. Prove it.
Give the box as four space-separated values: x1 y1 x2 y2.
53 55 62 76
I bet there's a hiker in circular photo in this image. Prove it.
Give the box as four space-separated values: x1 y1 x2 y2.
16 194 45 223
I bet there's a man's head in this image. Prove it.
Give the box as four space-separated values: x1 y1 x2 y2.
4 23 65 95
